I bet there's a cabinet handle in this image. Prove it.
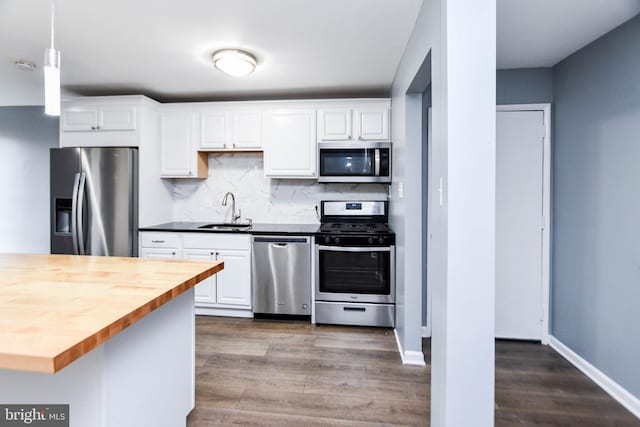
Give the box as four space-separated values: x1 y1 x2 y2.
232 143 236 148
358 136 364 141
151 240 165 243
210 252 214 255
91 126 96 131
171 251 176 255
188 171 193 175
223 144 227 148
347 135 352 140
96 126 100 130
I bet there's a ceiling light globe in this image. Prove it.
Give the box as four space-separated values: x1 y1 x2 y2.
212 49 256 77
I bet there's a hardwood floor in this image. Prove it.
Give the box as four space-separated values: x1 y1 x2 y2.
188 316 639 426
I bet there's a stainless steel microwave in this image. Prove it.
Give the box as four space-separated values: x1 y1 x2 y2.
317 141 391 183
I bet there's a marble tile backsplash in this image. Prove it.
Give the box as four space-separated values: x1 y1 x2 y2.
170 153 389 224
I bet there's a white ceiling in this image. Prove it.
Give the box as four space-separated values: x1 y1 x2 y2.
2 1 640 106
497 0 640 69
0 0 423 106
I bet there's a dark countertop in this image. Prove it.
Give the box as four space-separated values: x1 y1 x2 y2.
139 222 320 235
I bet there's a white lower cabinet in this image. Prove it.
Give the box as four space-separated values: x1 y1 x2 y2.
139 232 251 317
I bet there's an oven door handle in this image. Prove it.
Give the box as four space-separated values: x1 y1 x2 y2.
317 245 391 252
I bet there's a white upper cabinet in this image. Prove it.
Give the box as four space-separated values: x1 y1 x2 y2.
263 109 317 178
160 111 207 178
200 109 262 150
59 97 147 148
317 102 390 142
354 107 390 141
232 111 261 149
62 104 137 132
61 106 99 131
317 108 352 141
200 110 227 149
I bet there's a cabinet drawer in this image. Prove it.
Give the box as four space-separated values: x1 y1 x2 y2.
139 233 180 248
182 233 250 250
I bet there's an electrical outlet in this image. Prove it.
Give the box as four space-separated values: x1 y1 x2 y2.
203 199 213 209
398 182 404 199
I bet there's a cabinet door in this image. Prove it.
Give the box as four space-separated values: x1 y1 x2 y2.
263 109 317 178
317 108 352 141
216 249 251 307
232 111 261 149
354 107 390 141
161 112 198 177
183 249 217 305
61 106 99 131
201 111 228 149
139 247 180 259
98 105 137 131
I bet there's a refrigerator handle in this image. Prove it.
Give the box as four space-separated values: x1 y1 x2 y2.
77 172 87 255
70 173 81 255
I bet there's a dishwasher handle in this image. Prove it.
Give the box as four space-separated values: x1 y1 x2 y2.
253 237 309 244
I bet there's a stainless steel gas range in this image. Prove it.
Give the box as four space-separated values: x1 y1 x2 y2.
314 200 395 327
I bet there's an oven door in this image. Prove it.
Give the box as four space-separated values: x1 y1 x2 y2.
315 245 395 303
317 142 391 183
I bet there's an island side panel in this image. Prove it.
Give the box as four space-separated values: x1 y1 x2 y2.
0 288 196 427
103 288 195 427
0 348 104 425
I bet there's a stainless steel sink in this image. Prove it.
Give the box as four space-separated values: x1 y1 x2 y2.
197 223 252 231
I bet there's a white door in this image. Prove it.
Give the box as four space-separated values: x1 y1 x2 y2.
496 110 544 340
232 111 261 149
354 107 389 141
317 108 352 141
216 249 251 307
201 111 227 149
160 112 198 177
183 249 217 305
98 106 137 131
262 109 317 178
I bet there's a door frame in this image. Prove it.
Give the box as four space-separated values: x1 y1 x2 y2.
423 103 551 344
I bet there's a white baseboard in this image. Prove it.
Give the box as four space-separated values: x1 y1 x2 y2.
549 336 640 420
422 325 429 338
394 329 426 366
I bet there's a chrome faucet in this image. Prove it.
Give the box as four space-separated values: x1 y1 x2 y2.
221 192 241 223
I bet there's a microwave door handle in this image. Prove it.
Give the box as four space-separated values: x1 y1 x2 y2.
374 149 381 176
70 173 81 255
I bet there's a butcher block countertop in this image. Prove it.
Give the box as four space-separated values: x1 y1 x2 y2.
0 253 223 374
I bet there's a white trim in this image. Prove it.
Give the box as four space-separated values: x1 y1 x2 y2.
424 107 433 340
549 336 640 419
495 103 552 344
422 325 429 338
394 329 427 366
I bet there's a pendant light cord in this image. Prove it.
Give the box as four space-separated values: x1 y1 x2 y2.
50 0 55 49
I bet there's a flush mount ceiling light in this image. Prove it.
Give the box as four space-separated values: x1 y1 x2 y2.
212 49 256 77
44 0 61 116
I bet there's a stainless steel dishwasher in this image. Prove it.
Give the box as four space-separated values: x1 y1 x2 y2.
252 236 312 316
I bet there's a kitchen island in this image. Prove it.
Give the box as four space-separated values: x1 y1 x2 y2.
0 254 222 427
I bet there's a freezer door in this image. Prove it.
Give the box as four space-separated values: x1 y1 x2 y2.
50 148 81 254
79 147 138 256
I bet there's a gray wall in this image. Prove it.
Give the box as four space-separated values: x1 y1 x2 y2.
497 68 553 105
0 107 58 253
553 15 640 397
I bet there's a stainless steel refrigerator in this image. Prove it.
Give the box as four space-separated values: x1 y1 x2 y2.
50 147 138 256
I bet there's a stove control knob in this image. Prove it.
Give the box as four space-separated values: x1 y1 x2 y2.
324 236 331 244
378 237 385 245
334 237 341 244
368 237 374 244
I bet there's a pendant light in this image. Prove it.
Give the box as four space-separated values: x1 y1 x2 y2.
44 0 60 116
